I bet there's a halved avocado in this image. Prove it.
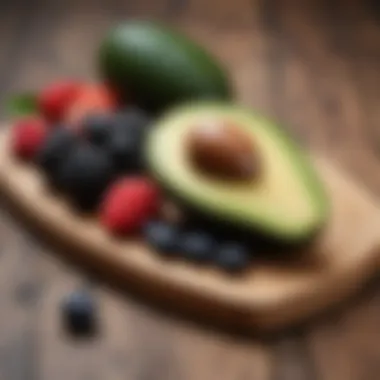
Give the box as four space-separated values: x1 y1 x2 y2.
146 103 329 243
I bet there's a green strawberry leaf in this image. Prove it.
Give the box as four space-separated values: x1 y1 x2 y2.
6 93 38 117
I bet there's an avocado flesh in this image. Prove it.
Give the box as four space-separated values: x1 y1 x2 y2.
146 103 329 242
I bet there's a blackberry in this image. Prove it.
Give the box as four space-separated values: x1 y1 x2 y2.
59 144 115 210
37 128 77 189
106 128 143 174
82 113 113 146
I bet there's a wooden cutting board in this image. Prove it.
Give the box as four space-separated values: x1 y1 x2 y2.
1 126 380 332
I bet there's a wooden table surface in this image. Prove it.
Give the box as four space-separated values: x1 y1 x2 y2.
0 0 380 379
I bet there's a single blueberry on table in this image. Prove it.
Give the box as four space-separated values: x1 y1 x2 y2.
61 290 98 337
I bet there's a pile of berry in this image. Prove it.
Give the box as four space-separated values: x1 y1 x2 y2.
11 80 251 273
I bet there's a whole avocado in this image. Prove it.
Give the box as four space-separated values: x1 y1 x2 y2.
99 21 233 113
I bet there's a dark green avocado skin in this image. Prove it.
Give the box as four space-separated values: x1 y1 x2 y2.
99 21 233 113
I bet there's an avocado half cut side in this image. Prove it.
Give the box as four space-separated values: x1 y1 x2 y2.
145 103 330 245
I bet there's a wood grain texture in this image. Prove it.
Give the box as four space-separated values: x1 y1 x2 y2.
0 0 379 379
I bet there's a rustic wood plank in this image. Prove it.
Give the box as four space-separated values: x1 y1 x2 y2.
272 0 358 147
0 212 43 380
5 0 184 92
307 286 380 380
178 0 255 29
323 0 380 168
0 0 46 107
259 1 380 379
268 0 380 196
272 336 318 380
170 326 272 380
0 0 28 65
298 1 380 379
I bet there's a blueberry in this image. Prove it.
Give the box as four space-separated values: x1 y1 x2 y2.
215 242 250 273
37 128 77 189
61 290 97 337
82 113 113 146
106 128 142 174
180 231 216 263
59 144 115 210
143 221 179 255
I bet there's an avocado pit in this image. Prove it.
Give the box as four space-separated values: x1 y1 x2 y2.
187 119 260 182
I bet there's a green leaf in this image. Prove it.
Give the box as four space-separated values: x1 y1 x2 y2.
6 93 38 117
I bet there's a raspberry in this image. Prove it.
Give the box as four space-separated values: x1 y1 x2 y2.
100 177 160 235
11 117 48 160
38 80 82 123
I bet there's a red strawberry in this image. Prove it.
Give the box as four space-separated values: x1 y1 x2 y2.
39 80 82 123
11 117 48 160
65 84 118 128
100 177 160 235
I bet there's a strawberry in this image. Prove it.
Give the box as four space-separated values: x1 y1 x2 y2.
38 80 82 123
65 84 118 128
100 177 160 235
11 117 48 160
